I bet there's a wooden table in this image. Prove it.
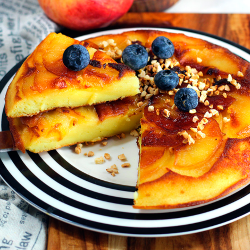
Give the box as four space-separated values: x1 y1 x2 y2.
47 13 250 250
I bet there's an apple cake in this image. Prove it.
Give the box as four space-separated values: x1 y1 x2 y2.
5 29 250 209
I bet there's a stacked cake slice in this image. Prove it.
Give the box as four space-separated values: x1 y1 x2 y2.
5 33 142 153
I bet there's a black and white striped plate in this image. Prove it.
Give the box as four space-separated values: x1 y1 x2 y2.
1 28 250 237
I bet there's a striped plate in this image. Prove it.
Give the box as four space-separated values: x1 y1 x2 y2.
1 28 250 237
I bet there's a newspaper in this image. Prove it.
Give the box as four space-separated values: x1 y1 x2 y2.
0 0 59 249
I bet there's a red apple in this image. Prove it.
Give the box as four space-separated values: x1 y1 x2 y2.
38 0 134 31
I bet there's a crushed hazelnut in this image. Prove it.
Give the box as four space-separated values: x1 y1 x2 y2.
75 143 83 154
163 109 170 118
197 57 202 63
237 71 244 77
104 153 111 160
217 105 224 110
88 151 95 157
196 131 206 139
118 154 127 161
95 156 105 164
121 163 131 168
223 117 231 123
130 129 139 137
106 164 119 176
192 116 199 123
101 141 108 146
178 131 195 145
148 105 154 112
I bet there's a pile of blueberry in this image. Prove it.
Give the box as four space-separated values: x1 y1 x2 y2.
122 36 198 112
62 37 198 112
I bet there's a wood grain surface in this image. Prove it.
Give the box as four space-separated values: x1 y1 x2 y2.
47 13 250 250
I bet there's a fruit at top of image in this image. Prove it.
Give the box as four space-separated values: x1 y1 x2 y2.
122 44 148 71
38 0 134 31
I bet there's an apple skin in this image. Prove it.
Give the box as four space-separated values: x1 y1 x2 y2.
38 0 134 31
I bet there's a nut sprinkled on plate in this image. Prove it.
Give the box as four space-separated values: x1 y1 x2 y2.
75 143 83 154
118 154 127 161
130 129 139 137
101 141 108 146
106 164 119 176
88 151 95 157
95 156 105 164
121 163 131 168
104 153 111 160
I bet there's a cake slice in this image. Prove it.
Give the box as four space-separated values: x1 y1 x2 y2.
8 95 147 153
5 32 140 118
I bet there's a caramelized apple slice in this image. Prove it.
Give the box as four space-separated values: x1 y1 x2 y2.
138 147 171 185
42 34 96 77
173 119 223 177
223 92 250 138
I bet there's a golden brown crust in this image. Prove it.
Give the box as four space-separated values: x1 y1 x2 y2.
5 32 139 118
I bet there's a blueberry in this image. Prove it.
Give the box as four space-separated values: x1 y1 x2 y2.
154 70 179 91
63 44 90 71
152 36 174 59
174 88 198 112
122 44 148 71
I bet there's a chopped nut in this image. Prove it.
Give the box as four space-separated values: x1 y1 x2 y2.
130 129 139 137
223 117 231 123
197 57 202 63
204 111 213 118
101 141 108 146
190 127 198 133
104 153 111 160
121 163 131 168
223 93 228 98
163 109 170 118
120 133 126 138
196 131 206 139
237 71 244 77
210 109 219 117
106 164 119 176
178 131 195 145
227 74 233 82
75 143 83 154
189 109 196 114
148 105 154 112
118 154 127 161
217 105 224 110
224 85 230 91
218 85 225 91
192 116 199 123
88 151 95 157
95 156 105 164
204 100 210 106
145 93 153 99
